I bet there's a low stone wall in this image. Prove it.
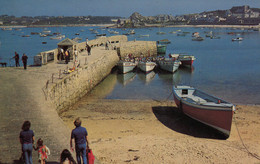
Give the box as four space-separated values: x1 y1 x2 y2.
46 50 119 113
76 35 128 51
118 40 157 58
34 49 59 66
34 35 128 66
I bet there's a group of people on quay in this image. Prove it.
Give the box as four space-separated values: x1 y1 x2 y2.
19 118 90 164
57 39 92 65
13 51 28 69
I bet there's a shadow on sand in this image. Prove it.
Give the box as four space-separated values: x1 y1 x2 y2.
152 106 226 139
12 160 59 164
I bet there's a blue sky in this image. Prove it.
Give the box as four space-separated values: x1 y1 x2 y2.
0 0 259 17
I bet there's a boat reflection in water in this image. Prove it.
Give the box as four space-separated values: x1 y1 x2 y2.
138 71 156 85
84 73 117 100
157 66 195 86
117 72 136 86
157 70 181 86
179 65 195 74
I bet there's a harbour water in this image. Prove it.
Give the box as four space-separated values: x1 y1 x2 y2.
1 26 260 104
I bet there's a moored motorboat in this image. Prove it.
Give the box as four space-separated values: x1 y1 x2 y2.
170 54 196 66
138 61 156 73
232 37 243 41
157 44 167 54
96 33 106 38
192 36 204 41
157 39 171 44
173 85 235 138
50 36 62 40
117 60 137 74
157 58 181 73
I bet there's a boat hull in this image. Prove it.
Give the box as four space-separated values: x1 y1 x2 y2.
138 62 156 73
180 60 194 66
173 86 234 138
157 44 167 54
117 61 136 74
158 60 180 73
178 56 195 66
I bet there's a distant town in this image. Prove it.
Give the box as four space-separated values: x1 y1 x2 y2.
0 5 259 27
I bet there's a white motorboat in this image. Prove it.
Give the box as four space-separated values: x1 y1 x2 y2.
158 58 181 73
117 61 137 74
232 37 243 41
138 61 156 73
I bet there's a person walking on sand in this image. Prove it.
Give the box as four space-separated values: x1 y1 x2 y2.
33 138 50 164
22 53 28 69
70 118 89 164
60 149 76 164
14 52 20 67
20 121 35 164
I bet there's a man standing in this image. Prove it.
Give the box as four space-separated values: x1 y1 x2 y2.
70 118 89 164
22 53 28 69
14 52 20 67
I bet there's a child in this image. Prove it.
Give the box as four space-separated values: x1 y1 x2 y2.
34 138 50 164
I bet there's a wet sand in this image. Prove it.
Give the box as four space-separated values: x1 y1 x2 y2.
60 98 260 164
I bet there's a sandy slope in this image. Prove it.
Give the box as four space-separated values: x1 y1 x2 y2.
60 98 260 164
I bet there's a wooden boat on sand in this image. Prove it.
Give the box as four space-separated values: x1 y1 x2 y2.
173 85 235 138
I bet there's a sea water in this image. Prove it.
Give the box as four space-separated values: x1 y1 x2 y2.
0 26 260 104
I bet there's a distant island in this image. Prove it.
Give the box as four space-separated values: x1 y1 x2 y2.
1 5 259 28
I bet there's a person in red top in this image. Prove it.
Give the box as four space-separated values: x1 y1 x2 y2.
34 138 50 164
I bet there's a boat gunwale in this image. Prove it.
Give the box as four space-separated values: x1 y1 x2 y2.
173 86 235 111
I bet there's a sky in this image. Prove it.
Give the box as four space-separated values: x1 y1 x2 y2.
0 0 259 17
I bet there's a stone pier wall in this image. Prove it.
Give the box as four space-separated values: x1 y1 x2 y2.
39 35 156 112
118 40 157 58
77 35 128 51
46 50 119 113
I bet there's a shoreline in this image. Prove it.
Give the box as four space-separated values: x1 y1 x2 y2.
1 24 259 29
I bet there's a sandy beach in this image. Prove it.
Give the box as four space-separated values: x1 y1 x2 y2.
60 97 260 164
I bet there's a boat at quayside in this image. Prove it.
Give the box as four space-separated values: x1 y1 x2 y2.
157 58 181 73
138 61 156 73
170 54 196 66
117 60 137 74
